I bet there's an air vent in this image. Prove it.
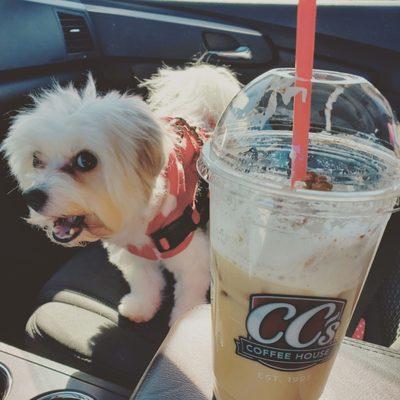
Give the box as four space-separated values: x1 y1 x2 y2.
58 12 94 54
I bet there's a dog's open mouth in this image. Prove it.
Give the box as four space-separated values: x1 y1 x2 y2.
52 215 85 243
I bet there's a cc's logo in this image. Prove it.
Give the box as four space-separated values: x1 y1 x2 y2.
235 294 346 371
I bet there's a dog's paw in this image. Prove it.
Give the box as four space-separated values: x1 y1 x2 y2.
118 293 160 323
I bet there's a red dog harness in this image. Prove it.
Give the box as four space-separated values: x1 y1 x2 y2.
127 118 209 260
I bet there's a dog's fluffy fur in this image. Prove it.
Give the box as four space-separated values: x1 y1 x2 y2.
2 63 241 324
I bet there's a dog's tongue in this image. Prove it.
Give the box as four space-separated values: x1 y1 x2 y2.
53 216 84 243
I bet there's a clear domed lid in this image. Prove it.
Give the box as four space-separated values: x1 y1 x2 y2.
199 68 400 206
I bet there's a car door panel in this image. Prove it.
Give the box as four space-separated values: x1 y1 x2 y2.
146 1 400 111
88 9 273 64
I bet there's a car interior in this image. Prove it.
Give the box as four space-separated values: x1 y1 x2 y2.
0 1 399 399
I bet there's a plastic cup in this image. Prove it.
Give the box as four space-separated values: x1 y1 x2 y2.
198 69 400 400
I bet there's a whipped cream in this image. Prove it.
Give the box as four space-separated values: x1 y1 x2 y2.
211 186 388 297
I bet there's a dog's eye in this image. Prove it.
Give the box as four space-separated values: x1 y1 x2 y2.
74 151 98 172
32 152 44 169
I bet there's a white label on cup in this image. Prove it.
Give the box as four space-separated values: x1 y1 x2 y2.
235 294 346 371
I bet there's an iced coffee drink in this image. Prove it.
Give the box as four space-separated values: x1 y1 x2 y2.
211 184 388 400
199 69 400 400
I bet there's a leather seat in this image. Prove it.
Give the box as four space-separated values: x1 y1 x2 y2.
25 243 174 389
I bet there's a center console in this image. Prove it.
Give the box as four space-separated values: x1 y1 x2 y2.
33 393 95 400
0 363 11 400
0 342 130 400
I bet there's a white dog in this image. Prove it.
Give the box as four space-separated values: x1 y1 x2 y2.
2 63 240 325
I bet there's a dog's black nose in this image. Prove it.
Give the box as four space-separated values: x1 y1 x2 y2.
23 189 48 212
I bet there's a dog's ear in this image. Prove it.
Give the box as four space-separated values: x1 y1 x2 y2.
103 94 173 203
125 96 171 188
136 130 166 189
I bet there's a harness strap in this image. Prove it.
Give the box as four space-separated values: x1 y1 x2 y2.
150 178 209 254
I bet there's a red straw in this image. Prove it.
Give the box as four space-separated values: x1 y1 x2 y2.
290 0 318 187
